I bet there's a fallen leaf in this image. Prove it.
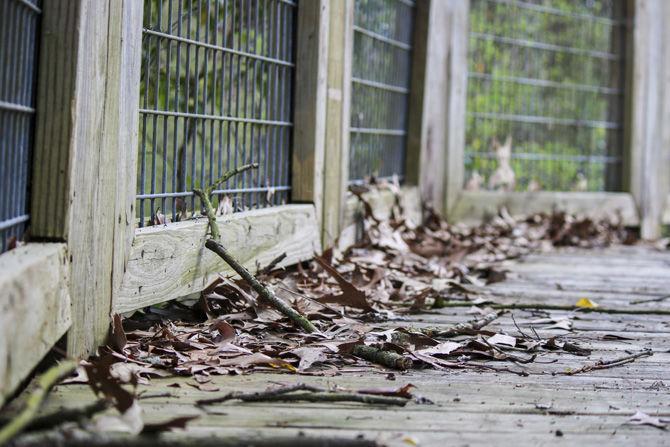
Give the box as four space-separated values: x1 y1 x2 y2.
627 411 668 429
110 314 127 352
142 415 199 434
315 257 374 311
95 401 143 434
289 347 328 371
487 334 516 348
575 297 599 309
416 342 462 356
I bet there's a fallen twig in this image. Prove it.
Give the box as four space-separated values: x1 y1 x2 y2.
259 252 287 276
0 360 78 446
195 164 317 334
418 311 504 338
630 295 670 305
206 240 317 333
439 302 670 315
352 345 413 370
562 350 653 376
192 163 258 240
197 383 408 407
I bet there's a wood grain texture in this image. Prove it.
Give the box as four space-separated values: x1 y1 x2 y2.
31 0 79 238
413 0 469 216
625 0 670 239
32 0 143 356
0 244 71 406
450 191 639 226
37 245 670 446
114 205 321 313
292 0 329 224
111 2 144 311
321 0 354 248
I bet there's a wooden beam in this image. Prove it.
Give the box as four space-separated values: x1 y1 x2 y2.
411 0 469 216
0 244 71 406
321 0 354 248
114 205 321 314
31 1 144 356
624 0 670 239
404 0 429 186
449 191 639 226
111 1 144 313
292 0 329 229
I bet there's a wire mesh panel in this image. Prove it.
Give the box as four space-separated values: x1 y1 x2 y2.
465 0 627 192
349 0 415 184
138 0 296 226
0 0 41 253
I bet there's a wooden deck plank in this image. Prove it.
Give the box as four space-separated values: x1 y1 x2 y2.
26 246 670 445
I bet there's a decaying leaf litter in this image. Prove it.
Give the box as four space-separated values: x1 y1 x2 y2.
2 177 660 445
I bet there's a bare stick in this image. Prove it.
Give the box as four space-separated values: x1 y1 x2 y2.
197 383 408 407
205 240 317 333
352 345 413 370
0 360 78 445
194 164 316 333
197 383 324 406
562 350 653 376
418 311 504 338
192 163 258 240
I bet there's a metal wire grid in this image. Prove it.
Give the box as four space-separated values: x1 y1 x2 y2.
138 0 296 226
349 0 415 184
0 0 41 253
465 0 627 192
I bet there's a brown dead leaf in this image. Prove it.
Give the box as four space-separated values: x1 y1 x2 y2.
315 257 374 311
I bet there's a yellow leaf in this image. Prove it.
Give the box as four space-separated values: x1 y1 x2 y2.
269 361 298 373
402 436 419 446
575 298 598 309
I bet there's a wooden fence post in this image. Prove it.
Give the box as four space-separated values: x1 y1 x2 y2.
31 0 143 357
321 0 354 248
408 0 468 216
293 0 329 235
625 0 670 239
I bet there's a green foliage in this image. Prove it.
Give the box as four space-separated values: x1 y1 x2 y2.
465 0 626 192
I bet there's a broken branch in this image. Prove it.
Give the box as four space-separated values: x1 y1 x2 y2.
197 383 408 407
352 345 413 370
205 240 317 333
0 360 78 445
562 350 653 376
418 311 504 338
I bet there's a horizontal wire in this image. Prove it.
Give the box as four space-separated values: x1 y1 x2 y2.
465 151 622 163
137 186 291 200
353 26 412 51
0 214 30 232
352 77 410 94
143 28 295 67
471 32 622 61
468 72 623 96
468 111 621 130
480 0 626 26
0 100 35 114
350 127 407 136
139 108 293 126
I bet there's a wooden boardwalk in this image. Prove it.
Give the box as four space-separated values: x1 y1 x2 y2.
40 245 670 446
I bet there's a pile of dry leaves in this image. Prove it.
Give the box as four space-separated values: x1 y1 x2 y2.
91 190 636 384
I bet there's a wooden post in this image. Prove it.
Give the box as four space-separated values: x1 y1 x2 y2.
624 0 670 239
31 1 143 357
409 0 469 216
321 0 354 248
292 0 329 232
